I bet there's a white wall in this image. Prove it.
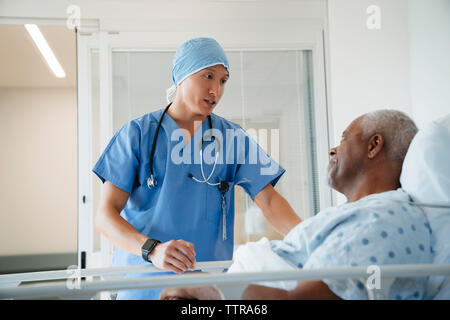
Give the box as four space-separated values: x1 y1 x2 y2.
0 0 325 32
327 0 412 146
326 0 449 204
409 0 450 128
327 0 450 150
327 0 412 203
0 87 78 255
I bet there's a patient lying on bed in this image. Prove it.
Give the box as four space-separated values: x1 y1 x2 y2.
161 110 433 300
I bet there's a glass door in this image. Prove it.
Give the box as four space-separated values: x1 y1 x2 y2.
77 30 332 274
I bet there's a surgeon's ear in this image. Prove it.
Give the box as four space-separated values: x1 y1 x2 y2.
367 133 384 159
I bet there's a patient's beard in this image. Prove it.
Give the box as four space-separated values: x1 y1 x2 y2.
327 166 338 191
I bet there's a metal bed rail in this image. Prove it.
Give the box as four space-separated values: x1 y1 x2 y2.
0 260 233 288
0 263 449 300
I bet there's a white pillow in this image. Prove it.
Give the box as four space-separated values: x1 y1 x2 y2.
400 113 450 299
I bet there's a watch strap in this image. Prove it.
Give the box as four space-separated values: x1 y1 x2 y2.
141 238 160 262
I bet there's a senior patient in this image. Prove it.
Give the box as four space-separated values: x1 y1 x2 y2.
161 110 433 300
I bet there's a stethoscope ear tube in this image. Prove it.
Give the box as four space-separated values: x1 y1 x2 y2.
147 103 172 189
148 102 217 189
190 149 221 186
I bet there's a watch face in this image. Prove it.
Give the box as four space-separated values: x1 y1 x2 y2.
143 239 156 251
142 239 157 262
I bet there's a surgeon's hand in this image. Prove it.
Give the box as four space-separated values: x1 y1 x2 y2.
149 239 196 274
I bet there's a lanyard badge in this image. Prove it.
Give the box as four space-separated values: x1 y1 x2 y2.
218 181 229 241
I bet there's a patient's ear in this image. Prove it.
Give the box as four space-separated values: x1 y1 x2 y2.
367 133 385 159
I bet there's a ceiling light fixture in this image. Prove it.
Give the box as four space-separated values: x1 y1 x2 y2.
24 24 66 78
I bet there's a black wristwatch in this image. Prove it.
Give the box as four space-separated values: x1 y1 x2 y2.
141 238 161 262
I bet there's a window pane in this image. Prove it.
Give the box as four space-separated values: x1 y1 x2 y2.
112 52 173 132
216 50 316 243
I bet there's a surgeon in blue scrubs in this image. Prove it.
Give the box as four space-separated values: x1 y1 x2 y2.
93 37 301 300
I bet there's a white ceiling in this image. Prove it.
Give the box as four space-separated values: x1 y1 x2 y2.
0 24 76 88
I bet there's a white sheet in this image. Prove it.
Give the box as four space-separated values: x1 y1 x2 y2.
228 237 298 290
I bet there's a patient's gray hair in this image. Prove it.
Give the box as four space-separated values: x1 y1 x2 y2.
360 109 418 162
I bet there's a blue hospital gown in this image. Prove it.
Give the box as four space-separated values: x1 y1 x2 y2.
270 188 433 300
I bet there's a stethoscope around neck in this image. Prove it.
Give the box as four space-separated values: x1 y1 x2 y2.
147 102 229 195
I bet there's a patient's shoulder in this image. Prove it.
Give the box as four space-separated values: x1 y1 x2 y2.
312 190 430 242
336 189 423 220
294 189 430 248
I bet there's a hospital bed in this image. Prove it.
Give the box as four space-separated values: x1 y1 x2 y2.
1 114 449 300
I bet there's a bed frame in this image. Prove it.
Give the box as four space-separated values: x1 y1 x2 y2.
1 261 449 300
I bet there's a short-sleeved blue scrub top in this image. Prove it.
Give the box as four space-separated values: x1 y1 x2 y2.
93 108 285 299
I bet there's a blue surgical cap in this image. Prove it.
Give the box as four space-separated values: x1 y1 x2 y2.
171 37 229 86
166 37 229 103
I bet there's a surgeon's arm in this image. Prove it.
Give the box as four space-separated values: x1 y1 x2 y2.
253 184 301 236
95 181 196 273
95 181 147 256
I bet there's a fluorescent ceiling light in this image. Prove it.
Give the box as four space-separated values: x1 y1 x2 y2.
24 24 66 78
